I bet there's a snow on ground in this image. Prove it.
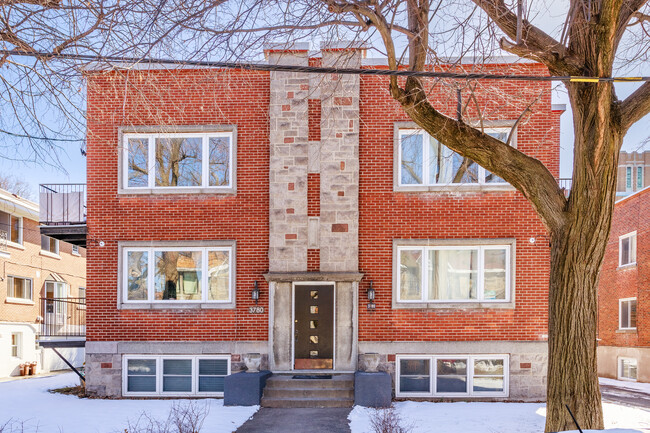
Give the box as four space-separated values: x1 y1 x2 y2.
0 373 258 433
600 377 650 394
349 401 650 433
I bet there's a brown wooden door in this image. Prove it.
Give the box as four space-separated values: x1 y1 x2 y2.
294 284 334 369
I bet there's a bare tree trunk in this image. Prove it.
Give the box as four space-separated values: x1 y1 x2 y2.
544 85 621 431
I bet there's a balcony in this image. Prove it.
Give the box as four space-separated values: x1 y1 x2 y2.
38 297 85 348
39 184 87 248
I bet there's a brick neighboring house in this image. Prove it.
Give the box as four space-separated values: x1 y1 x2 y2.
616 151 650 198
0 188 86 377
80 45 561 401
598 185 649 382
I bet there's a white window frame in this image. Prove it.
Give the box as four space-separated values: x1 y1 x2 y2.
618 231 637 267
397 127 514 188
10 333 21 358
122 246 234 304
396 245 511 304
72 244 80 255
395 354 509 398
122 355 230 397
7 275 33 301
40 235 59 255
618 357 638 382
122 131 234 191
0 211 22 246
619 297 637 330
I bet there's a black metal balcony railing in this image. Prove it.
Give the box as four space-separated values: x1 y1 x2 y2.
39 297 86 338
39 184 86 225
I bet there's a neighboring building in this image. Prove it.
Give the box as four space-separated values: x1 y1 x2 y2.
617 151 650 197
0 188 86 377
71 45 560 401
598 185 649 382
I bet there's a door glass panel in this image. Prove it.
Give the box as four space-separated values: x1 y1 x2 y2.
310 306 318 314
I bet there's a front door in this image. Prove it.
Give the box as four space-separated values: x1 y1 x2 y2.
294 284 334 369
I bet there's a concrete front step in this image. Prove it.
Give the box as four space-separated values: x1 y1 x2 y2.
263 387 354 399
261 374 355 408
260 396 355 408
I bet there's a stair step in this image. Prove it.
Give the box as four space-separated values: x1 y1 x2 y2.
263 387 354 399
261 397 354 408
264 375 353 390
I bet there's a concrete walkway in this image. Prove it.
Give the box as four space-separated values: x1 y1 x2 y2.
236 408 352 433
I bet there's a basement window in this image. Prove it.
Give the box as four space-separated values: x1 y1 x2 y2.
396 354 508 398
618 358 638 381
123 355 230 396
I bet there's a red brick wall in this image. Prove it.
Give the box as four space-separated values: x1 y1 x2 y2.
85 69 270 341
598 187 650 347
357 64 557 342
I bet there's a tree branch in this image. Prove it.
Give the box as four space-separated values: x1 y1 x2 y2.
472 0 582 75
620 81 650 131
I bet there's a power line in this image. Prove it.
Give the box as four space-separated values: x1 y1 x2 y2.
0 127 84 142
1 49 648 83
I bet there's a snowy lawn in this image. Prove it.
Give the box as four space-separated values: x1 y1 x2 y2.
0 373 258 433
348 401 650 433
600 377 650 394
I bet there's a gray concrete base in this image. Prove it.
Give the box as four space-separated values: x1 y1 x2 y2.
225 371 272 406
354 371 391 408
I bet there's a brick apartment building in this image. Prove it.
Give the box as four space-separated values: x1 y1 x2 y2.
82 44 561 401
616 151 650 198
0 188 86 377
598 185 649 382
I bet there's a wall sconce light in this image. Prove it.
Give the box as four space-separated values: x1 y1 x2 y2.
252 281 260 304
367 281 376 311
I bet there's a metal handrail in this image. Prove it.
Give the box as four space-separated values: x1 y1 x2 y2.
39 297 86 338
39 184 87 225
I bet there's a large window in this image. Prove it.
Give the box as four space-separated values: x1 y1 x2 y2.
123 132 233 190
123 355 230 396
397 128 512 187
124 246 233 303
619 298 637 330
619 232 637 266
7 276 33 301
396 354 508 397
397 245 510 303
41 235 59 255
618 358 638 381
0 211 22 245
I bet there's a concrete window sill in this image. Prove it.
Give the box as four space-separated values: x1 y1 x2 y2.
5 297 35 306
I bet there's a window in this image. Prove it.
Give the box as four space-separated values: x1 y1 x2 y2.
72 245 80 255
7 276 33 300
618 358 638 381
397 127 512 187
619 298 637 330
397 244 510 303
619 232 637 266
78 287 86 299
0 211 22 245
10 333 21 358
123 246 233 303
637 167 644 190
123 355 229 396
123 131 233 190
41 235 59 254
626 166 633 191
396 354 508 397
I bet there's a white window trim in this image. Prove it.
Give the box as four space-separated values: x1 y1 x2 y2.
619 297 637 330
395 354 509 398
7 275 33 301
119 241 236 309
395 243 512 306
122 354 230 397
618 357 638 382
1 211 23 247
72 245 80 256
121 129 236 193
618 231 637 267
395 123 516 191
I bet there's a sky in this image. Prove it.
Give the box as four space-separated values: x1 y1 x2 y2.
0 1 648 198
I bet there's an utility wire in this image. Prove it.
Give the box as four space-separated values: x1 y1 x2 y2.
1 49 648 83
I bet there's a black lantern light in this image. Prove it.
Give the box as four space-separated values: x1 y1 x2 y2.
252 281 260 304
367 281 376 311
